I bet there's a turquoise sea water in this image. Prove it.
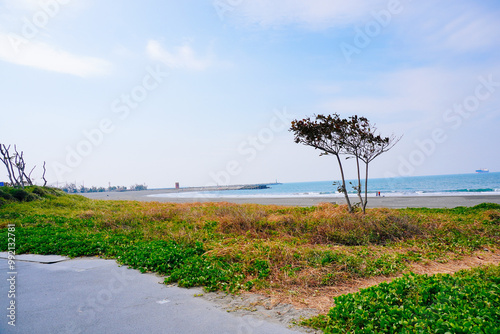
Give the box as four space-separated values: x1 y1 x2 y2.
151 172 500 199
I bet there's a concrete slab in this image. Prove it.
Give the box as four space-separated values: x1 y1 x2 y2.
0 252 70 264
0 256 305 334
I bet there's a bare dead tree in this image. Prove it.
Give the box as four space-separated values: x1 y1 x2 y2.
0 144 16 186
42 161 48 187
14 145 35 186
0 143 41 187
14 146 31 186
28 165 36 184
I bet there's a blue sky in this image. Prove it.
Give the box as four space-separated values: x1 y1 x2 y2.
1 0 499 188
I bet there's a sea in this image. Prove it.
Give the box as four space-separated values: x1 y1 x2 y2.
151 172 500 199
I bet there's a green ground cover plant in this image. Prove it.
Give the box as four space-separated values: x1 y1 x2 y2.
1 188 499 331
303 265 500 333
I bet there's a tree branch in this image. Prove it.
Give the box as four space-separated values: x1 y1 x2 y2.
42 161 47 187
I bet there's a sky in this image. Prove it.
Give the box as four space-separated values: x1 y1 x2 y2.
1 0 499 189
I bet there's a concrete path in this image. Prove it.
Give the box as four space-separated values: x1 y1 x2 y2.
0 254 304 334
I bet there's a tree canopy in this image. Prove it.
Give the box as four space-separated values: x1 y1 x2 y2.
290 114 400 213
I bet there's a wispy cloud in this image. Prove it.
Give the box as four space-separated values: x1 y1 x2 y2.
232 0 387 28
146 40 216 71
320 66 494 122
233 0 500 56
0 33 112 77
430 12 499 53
399 1 500 53
2 0 44 11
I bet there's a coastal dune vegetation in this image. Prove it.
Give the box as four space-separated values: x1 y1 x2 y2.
1 186 499 332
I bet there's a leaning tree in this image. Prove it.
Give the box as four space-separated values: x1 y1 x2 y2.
290 114 400 214
342 116 400 213
290 114 354 212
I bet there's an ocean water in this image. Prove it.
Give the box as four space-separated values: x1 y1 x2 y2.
151 172 500 199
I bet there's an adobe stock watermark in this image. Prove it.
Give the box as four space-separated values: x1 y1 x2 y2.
207 107 294 186
8 0 72 54
6 224 16 327
340 0 411 64
52 64 168 181
386 74 499 178
213 0 244 21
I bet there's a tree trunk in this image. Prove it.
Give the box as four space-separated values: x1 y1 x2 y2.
42 161 47 187
24 165 35 186
0 147 15 186
363 162 369 214
355 156 364 209
336 154 352 212
0 145 19 187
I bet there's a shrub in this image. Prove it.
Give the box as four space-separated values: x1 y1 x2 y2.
29 186 64 198
10 188 29 201
312 213 423 245
473 202 500 210
32 186 49 197
0 189 13 201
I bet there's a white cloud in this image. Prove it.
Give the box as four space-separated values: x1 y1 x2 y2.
393 2 500 55
232 0 387 28
2 0 86 11
439 13 500 52
2 0 42 11
320 67 495 123
232 0 500 56
0 33 112 77
146 40 214 71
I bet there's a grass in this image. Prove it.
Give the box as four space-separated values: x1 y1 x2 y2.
1 188 499 331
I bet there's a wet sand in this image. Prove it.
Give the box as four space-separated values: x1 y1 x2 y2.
81 188 500 209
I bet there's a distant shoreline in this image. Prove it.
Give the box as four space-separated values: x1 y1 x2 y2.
80 187 500 209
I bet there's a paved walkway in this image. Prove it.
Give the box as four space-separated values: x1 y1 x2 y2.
0 254 303 334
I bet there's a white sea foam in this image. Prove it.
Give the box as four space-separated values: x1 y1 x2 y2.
148 192 343 199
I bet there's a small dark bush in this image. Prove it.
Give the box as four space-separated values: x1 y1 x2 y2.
473 203 500 210
25 193 39 202
312 214 423 246
11 189 29 201
488 212 500 225
30 186 63 198
32 186 48 197
0 189 14 200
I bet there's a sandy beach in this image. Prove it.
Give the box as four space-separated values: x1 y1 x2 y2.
81 187 500 208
